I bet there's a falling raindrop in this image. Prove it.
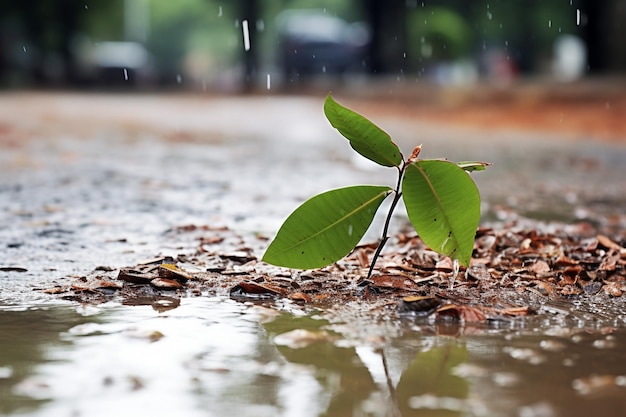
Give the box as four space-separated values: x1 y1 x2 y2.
84 4 88 9
176 74 182 84
576 9 581 25
123 68 128 81
450 259 459 289
218 6 222 17
348 225 353 236
548 19 552 28
257 19 265 31
322 65 326 73
22 46 27 52
266 73 271 90
487 11 492 20
242 20 251 51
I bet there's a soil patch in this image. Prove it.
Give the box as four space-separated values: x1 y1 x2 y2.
47 221 626 323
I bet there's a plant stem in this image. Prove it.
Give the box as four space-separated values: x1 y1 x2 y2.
366 162 405 279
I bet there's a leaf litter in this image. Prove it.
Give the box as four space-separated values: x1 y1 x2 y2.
45 219 626 324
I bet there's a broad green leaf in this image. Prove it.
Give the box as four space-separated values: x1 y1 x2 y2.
263 185 391 269
456 161 491 172
323 94 402 168
402 160 481 266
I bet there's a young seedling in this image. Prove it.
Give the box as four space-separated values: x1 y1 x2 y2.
263 94 489 279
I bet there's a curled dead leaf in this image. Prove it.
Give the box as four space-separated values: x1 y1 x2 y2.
369 274 421 291
230 281 286 298
290 292 311 303
159 264 193 281
530 260 551 274
118 269 155 284
150 278 183 289
436 304 486 322
597 234 623 251
398 295 441 316
604 282 623 297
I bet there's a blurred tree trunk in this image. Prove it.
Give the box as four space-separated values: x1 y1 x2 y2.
239 0 258 91
581 0 626 73
582 0 608 73
365 0 406 75
57 0 80 84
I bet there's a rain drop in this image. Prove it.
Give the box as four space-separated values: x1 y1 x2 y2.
576 9 581 25
242 20 251 51
84 4 88 9
22 46 27 53
348 224 353 236
176 74 182 83
218 6 222 17
266 73 271 90
450 259 459 289
123 68 128 81
548 19 552 28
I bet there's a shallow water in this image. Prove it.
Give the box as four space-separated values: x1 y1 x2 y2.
2 298 626 417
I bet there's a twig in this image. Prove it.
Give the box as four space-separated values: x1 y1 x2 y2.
367 162 405 279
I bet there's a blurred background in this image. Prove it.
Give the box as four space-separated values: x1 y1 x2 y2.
1 0 625 92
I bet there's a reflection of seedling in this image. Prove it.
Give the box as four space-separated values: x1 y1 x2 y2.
263 94 489 278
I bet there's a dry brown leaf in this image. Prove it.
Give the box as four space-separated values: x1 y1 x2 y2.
597 234 623 251
530 260 551 274
369 274 421 291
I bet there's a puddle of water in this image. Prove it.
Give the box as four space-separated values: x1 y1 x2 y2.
3 298 626 417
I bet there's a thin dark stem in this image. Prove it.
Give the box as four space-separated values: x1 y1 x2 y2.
366 162 405 279
381 349 401 417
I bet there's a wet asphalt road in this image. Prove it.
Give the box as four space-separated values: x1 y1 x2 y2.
0 92 625 304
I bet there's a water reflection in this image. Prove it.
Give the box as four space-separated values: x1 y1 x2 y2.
0 304 97 415
2 299 626 416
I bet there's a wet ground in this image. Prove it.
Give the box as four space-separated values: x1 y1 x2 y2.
1 86 625 416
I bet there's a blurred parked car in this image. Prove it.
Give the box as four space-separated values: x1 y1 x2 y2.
75 40 155 87
276 10 369 80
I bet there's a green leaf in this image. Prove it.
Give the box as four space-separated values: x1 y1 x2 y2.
402 160 481 266
323 94 402 168
456 161 491 172
263 185 391 269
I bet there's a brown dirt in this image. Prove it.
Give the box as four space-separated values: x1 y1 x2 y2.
341 78 626 142
50 222 626 322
